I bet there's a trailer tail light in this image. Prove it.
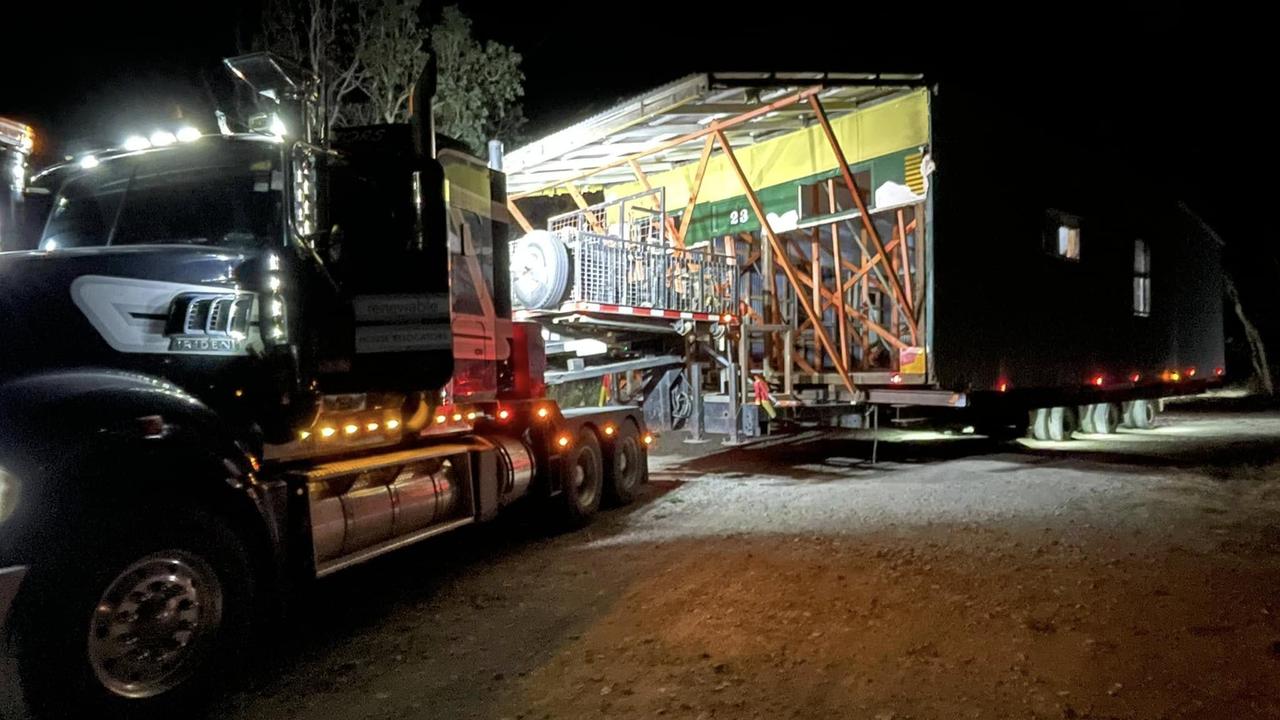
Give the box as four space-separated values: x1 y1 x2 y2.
1130 373 1141 383
890 373 903 385
556 434 572 448
721 313 734 325
497 408 511 421
1186 367 1197 378
1215 367 1225 377
603 424 616 436
997 381 1009 393
466 411 478 421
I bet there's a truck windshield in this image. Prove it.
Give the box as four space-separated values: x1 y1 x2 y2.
38 140 282 251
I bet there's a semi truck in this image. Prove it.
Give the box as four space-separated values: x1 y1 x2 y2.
0 54 650 717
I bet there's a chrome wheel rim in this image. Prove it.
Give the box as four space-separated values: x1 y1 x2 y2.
87 552 222 699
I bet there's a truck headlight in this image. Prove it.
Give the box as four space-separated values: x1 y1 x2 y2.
0 465 18 525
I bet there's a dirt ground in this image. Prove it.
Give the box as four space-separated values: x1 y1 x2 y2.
208 408 1280 720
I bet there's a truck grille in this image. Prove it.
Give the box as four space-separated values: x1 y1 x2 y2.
167 293 253 338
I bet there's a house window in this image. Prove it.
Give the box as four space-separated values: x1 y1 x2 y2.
1045 210 1082 261
1133 238 1151 317
1056 224 1081 260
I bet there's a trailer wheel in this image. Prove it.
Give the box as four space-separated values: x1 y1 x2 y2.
605 421 645 506
1030 408 1051 441
1078 405 1098 434
557 428 604 525
1122 399 1156 429
15 509 256 718
1091 403 1121 434
1045 406 1077 442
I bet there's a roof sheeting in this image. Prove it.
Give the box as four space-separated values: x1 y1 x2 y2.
504 72 926 196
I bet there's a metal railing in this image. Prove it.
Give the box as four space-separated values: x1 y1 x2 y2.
573 233 735 315
532 189 736 317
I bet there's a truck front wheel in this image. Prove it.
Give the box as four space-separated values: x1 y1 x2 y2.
16 510 256 718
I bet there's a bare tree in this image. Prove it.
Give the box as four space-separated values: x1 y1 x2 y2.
261 0 363 132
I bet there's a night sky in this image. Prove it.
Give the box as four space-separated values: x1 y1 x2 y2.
2 3 1263 249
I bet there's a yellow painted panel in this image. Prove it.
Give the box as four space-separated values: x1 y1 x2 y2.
607 88 931 207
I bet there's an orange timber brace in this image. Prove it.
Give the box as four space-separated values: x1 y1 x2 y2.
713 129 857 395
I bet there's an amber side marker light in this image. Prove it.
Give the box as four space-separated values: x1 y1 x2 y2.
385 419 400 430
603 424 616 436
344 424 359 435
556 434 572 448
642 433 655 446
536 406 550 419
319 427 337 438
366 422 379 432
997 381 1009 393
497 408 511 421
435 414 447 424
